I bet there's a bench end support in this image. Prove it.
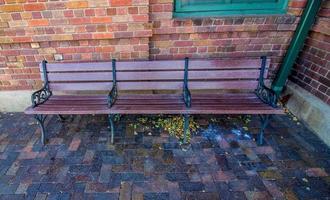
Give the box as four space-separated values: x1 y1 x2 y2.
34 114 47 145
183 57 192 108
258 114 271 145
108 59 118 108
108 114 115 144
183 114 189 144
256 56 278 108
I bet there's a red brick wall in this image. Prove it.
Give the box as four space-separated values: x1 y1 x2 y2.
290 1 330 105
0 0 306 90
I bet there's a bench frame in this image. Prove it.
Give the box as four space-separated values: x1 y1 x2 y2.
29 57 280 146
106 56 279 146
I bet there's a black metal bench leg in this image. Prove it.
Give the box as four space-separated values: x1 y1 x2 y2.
183 114 189 144
108 114 115 144
57 114 66 122
258 114 271 145
34 114 47 145
57 114 73 122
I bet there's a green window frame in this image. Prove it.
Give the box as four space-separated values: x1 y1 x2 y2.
174 0 289 18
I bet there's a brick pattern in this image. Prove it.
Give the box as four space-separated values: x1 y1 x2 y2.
0 0 150 90
0 113 329 199
0 0 307 90
290 1 330 105
149 0 307 78
0 38 149 90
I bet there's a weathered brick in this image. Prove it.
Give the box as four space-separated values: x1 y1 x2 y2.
93 33 114 39
1 4 23 12
28 19 49 26
90 16 112 23
106 8 117 15
111 0 132 6
66 1 89 9
24 3 46 11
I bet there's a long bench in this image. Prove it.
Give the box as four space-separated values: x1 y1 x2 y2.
25 57 283 145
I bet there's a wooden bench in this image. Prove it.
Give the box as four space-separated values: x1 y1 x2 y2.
25 57 283 145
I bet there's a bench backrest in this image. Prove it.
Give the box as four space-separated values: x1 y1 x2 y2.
187 58 269 90
40 58 269 91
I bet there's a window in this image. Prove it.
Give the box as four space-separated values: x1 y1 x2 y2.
174 0 289 17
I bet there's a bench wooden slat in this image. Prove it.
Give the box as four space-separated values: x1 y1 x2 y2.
42 59 268 72
25 93 283 115
116 93 258 99
43 60 183 72
46 69 266 82
49 82 112 91
49 80 259 91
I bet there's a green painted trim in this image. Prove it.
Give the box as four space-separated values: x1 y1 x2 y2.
174 0 288 17
271 0 323 95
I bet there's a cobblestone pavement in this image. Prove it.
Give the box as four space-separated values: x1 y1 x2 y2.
0 113 329 200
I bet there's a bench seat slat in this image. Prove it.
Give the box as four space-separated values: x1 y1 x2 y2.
46 70 266 82
24 93 283 115
49 80 260 91
43 59 267 72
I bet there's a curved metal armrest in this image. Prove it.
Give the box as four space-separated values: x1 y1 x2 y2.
183 86 191 108
108 85 118 108
255 84 278 108
31 86 52 108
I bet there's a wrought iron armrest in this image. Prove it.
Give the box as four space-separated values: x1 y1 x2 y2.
31 85 52 108
255 83 278 108
108 85 118 108
183 85 191 108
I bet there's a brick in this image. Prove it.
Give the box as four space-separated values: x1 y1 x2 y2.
173 41 193 47
111 0 132 6
66 1 89 9
93 33 114 39
68 137 81 151
1 4 23 12
12 36 32 43
46 2 66 10
91 17 112 24
85 9 95 16
132 14 148 22
128 7 138 14
106 8 116 15
24 3 46 11
28 19 49 27
69 18 91 25
64 10 74 18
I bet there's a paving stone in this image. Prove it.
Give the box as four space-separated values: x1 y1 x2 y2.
6 161 20 176
165 173 189 182
119 181 132 200
305 168 328 177
179 182 205 192
0 113 329 199
15 183 30 194
98 164 112 183
0 183 18 195
144 192 169 200
68 138 81 151
213 171 236 182
34 192 47 200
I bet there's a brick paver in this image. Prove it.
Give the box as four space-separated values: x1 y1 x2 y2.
0 113 329 200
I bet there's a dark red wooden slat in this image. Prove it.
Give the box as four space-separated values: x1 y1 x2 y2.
24 106 110 115
46 69 265 82
116 93 258 100
42 58 268 73
49 82 113 91
48 79 267 91
43 60 184 72
49 95 108 100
